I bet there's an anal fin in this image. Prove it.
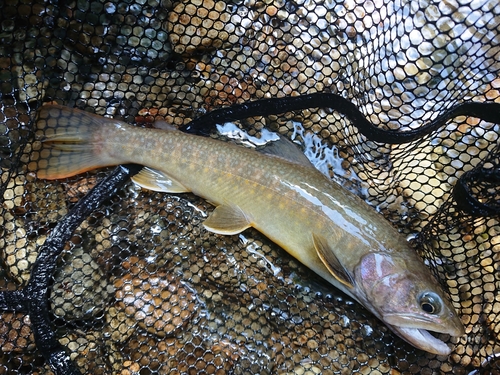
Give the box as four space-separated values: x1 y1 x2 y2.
203 205 251 235
131 167 190 193
313 233 355 289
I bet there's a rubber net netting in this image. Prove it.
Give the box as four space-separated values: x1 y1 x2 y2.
0 0 499 374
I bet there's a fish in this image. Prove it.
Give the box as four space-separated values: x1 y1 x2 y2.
29 104 464 355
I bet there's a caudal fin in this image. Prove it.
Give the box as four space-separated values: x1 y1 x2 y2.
29 104 124 179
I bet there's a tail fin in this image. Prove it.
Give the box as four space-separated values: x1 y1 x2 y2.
29 104 124 179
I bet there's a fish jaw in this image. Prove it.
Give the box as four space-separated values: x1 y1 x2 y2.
382 313 465 355
386 325 455 355
382 312 465 337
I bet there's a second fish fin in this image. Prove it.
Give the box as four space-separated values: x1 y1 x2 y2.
132 167 190 193
258 135 313 168
313 233 355 289
203 204 252 235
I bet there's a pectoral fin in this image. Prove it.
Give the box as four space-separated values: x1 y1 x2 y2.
203 205 251 235
313 233 355 289
131 167 190 193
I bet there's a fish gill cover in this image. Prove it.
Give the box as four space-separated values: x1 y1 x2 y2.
0 0 499 374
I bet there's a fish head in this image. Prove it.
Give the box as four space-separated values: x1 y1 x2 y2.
355 252 464 355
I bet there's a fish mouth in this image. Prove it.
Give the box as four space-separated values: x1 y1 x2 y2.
382 314 464 355
389 326 453 355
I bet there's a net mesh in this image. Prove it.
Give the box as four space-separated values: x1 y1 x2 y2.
1 0 500 374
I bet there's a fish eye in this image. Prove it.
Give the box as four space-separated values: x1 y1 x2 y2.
419 292 442 314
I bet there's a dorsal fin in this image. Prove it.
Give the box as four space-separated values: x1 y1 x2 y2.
152 120 178 131
258 135 313 167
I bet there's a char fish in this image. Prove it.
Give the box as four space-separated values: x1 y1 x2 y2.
30 104 464 355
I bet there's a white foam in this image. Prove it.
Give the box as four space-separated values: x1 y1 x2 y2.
290 121 368 197
217 122 279 147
